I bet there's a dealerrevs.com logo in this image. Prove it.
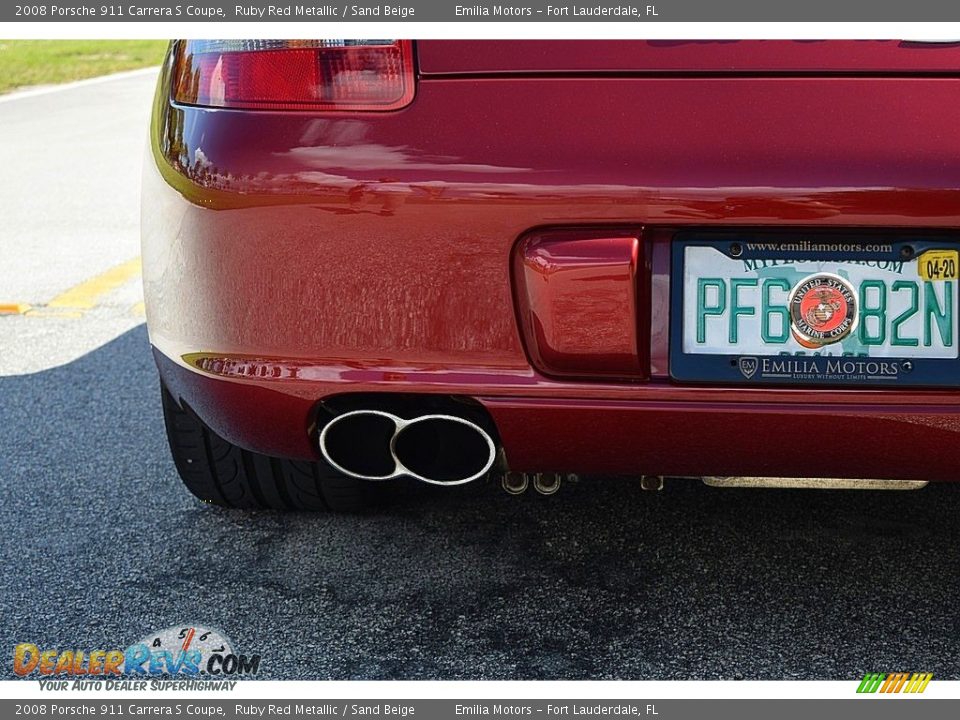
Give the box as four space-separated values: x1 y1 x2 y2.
13 625 261 690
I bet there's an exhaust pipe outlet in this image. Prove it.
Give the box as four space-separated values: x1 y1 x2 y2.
318 410 399 480
532 472 561 495
392 415 496 485
640 475 664 492
319 410 497 486
501 472 529 495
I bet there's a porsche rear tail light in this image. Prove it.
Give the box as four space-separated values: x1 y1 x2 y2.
171 40 415 111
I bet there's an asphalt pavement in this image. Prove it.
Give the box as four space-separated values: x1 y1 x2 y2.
2 72 960 681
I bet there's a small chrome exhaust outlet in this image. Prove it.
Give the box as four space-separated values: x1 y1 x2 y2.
532 472 561 496
501 472 529 495
640 475 664 492
500 472 574 496
319 410 497 486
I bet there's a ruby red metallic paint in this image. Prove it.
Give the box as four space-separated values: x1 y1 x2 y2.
416 39 960 75
514 230 645 379
144 41 960 481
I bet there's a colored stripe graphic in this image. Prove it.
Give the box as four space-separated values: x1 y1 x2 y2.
885 673 905 693
858 672 932 693
908 673 934 693
857 673 885 693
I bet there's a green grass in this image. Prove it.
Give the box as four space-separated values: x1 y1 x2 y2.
0 40 169 94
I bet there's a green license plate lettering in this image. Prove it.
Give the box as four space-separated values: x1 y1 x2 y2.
761 278 791 344
682 244 959 362
858 279 887 346
890 281 920 348
696 278 726 344
924 281 954 347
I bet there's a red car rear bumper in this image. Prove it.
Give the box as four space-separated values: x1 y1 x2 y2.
156 348 960 480
144 50 960 480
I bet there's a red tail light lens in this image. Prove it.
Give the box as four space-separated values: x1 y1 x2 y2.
172 40 415 111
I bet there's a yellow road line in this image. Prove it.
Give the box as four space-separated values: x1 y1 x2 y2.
47 257 142 310
131 301 145 317
0 303 31 315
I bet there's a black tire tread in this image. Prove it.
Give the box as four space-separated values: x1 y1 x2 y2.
161 385 367 512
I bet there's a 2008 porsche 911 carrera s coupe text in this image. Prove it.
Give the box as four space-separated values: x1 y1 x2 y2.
143 39 960 510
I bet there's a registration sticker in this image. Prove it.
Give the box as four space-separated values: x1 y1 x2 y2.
918 249 959 282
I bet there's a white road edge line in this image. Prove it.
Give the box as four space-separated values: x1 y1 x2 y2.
0 66 161 104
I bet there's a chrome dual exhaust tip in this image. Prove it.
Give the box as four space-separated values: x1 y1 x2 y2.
318 410 497 486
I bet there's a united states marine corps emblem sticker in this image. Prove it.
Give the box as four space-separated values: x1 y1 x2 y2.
789 273 858 348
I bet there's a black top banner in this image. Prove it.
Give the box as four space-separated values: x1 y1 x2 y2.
8 0 960 22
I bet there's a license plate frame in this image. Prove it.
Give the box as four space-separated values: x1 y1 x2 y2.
669 232 960 387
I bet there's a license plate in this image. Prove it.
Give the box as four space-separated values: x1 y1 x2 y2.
669 234 960 386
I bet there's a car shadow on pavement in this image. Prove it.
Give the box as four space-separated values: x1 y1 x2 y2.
1 324 958 680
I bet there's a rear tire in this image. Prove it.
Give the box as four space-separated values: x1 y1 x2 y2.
161 385 369 511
